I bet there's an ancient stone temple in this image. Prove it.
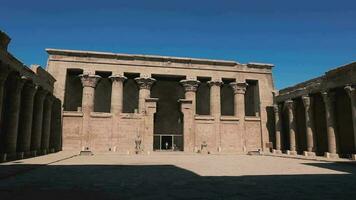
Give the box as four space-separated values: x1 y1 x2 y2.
274 62 356 159
46 49 275 154
0 31 62 162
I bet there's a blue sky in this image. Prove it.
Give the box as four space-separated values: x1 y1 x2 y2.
1 0 355 89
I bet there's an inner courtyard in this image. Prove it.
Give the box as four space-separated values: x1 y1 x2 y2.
1 153 356 199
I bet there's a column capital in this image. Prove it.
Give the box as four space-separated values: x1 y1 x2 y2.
135 77 156 90
273 104 279 113
230 82 248 94
180 79 200 92
207 80 223 87
0 67 11 84
302 95 311 108
109 74 127 82
345 85 356 98
321 90 336 104
79 73 101 88
284 99 294 110
23 83 38 95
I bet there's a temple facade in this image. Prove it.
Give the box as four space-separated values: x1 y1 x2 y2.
46 49 275 154
274 62 356 159
0 31 62 162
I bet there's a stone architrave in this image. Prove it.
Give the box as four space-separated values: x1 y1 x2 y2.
135 77 156 114
321 91 338 158
285 99 297 155
302 95 316 156
345 85 356 152
79 73 101 151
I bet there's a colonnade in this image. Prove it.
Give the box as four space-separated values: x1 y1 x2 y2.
78 73 249 152
274 86 356 158
0 67 62 161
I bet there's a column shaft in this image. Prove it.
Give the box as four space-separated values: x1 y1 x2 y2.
135 77 155 113
322 91 337 155
208 81 222 117
3 76 26 157
302 95 315 153
41 95 54 154
285 100 297 153
31 89 48 154
110 75 126 114
79 73 101 151
180 80 200 152
17 84 37 155
273 104 282 151
0 68 10 128
345 85 356 152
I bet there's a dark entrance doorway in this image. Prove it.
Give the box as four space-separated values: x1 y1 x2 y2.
151 75 185 151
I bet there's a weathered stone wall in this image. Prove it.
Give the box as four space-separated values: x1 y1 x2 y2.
46 49 275 154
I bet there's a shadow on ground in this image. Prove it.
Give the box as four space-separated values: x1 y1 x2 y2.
0 162 356 200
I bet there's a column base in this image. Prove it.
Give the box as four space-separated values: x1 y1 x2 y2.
80 150 93 156
351 154 356 160
24 151 32 157
272 149 282 154
17 152 24 159
324 152 339 159
0 153 7 162
31 150 37 157
303 151 316 157
286 150 297 155
41 149 48 155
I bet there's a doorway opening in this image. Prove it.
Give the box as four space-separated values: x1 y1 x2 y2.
151 75 185 151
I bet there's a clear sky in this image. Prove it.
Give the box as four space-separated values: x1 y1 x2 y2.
1 0 355 89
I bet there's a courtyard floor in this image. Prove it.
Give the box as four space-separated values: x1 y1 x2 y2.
0 152 356 200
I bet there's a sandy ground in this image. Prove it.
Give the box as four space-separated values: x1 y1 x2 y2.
0 151 356 200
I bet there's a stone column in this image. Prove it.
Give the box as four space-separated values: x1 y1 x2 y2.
285 99 297 155
0 67 10 127
345 85 356 153
208 80 222 152
302 95 316 156
41 95 54 155
3 75 26 158
50 98 62 152
321 91 338 158
208 80 222 117
273 104 282 153
230 82 248 152
181 80 200 115
135 77 156 114
109 74 126 152
79 73 101 152
180 80 200 152
17 83 37 157
31 89 48 156
109 74 127 114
